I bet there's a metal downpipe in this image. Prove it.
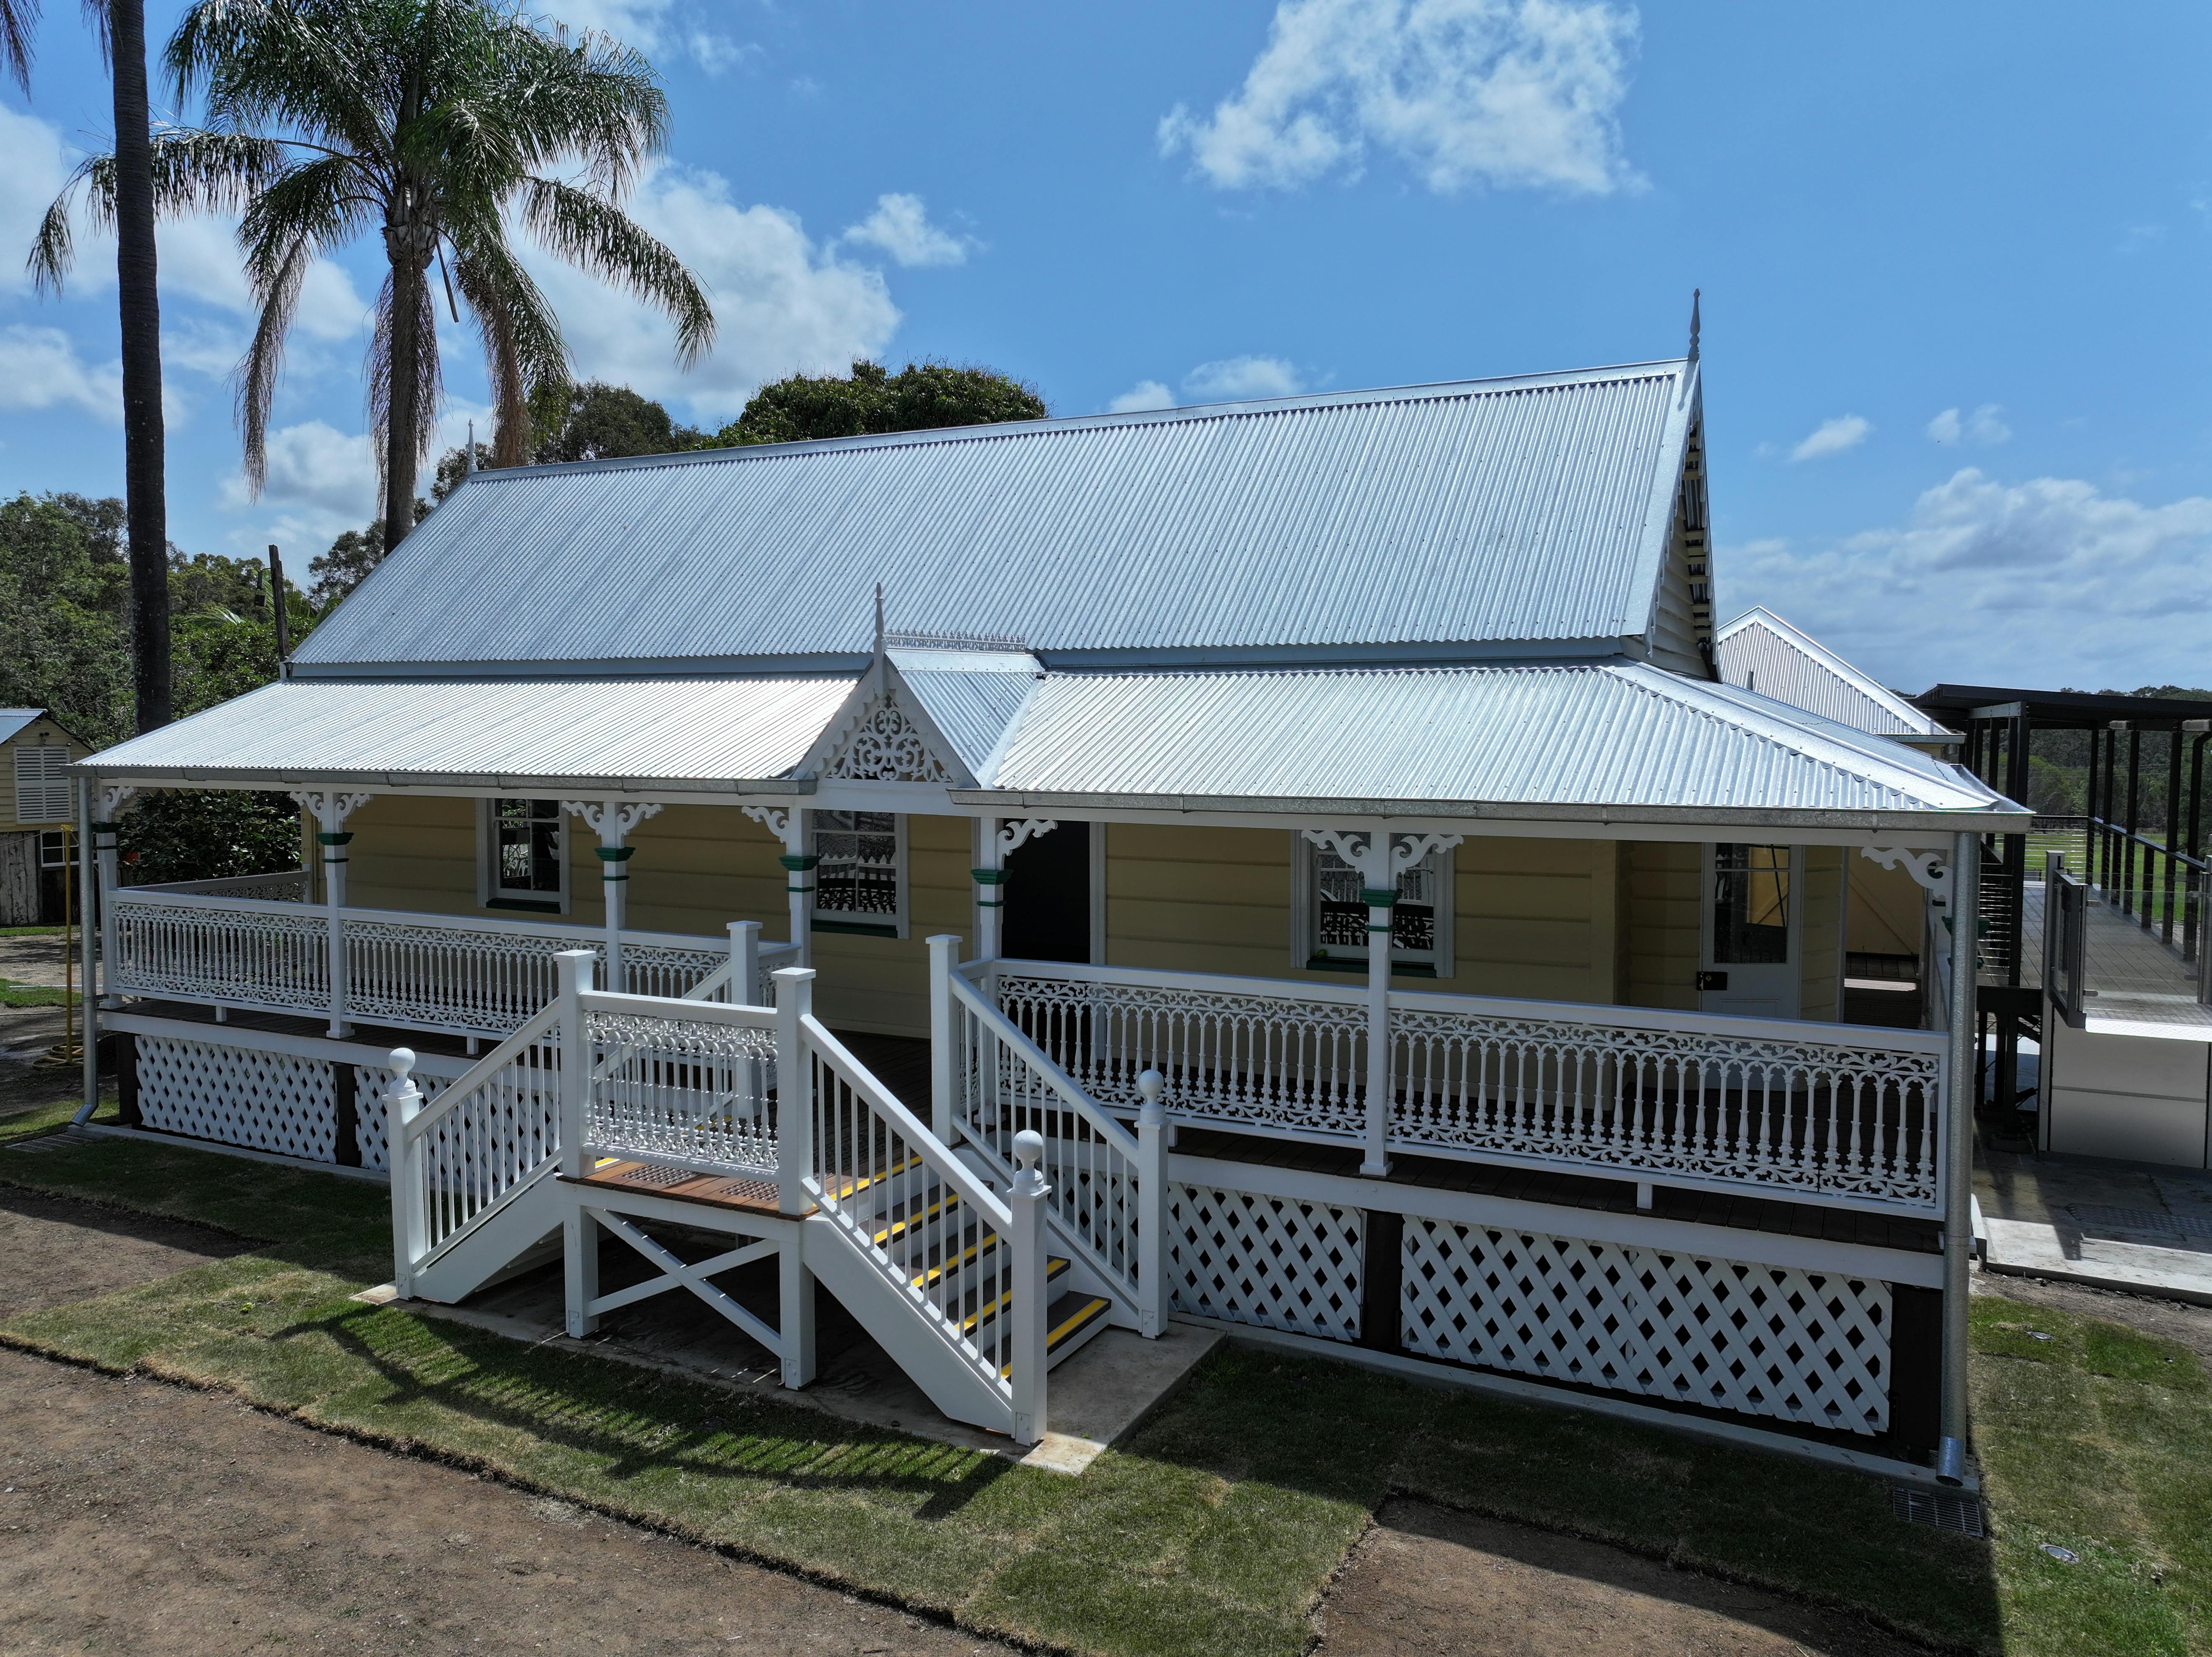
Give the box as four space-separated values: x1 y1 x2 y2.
1938 828 1981 1484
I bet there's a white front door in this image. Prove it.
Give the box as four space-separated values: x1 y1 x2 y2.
1699 844 1801 1018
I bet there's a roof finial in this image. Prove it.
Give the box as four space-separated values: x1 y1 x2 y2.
873 582 885 658
1687 289 1700 365
465 419 476 474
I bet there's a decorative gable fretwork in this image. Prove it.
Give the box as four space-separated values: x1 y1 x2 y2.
823 690 954 783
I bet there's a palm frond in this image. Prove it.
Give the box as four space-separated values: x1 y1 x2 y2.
1 0 39 92
235 231 316 496
518 176 713 366
366 263 443 487
26 131 285 292
450 234 569 466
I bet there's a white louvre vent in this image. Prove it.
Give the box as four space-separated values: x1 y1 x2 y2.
13 743 71 824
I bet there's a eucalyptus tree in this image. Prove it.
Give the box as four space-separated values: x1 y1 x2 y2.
36 0 715 555
16 0 176 730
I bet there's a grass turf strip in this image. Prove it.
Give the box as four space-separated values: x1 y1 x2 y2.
1 1130 2202 1656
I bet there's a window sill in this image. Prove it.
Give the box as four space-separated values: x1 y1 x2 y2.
1305 954 1437 979
813 919 901 939
486 897 566 915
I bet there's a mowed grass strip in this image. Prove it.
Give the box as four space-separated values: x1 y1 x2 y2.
5 1130 2207 1657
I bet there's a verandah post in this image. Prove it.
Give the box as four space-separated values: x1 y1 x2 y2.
1361 880 1396 1177
1009 1127 1050 1445
555 948 594 1180
928 933 960 1142
566 798 663 992
1135 1068 1170 1338
289 790 370 1038
385 1047 425 1297
774 965 817 1214
88 781 136 1012
972 815 1005 961
1938 830 1982 1486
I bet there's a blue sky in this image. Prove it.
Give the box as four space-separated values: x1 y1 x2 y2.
3 1 2208 692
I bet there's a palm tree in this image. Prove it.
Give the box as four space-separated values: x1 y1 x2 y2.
16 0 176 732
36 0 714 555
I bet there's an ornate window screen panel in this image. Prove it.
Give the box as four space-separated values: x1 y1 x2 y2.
814 811 902 929
1303 834 1451 973
1401 1215 1893 1435
485 798 566 906
1168 1183 1365 1342
133 1035 337 1161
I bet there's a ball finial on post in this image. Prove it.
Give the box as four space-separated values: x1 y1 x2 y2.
1137 1068 1165 1127
1012 1127 1047 1198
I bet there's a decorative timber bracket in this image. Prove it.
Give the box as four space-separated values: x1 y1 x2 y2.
1300 827 1464 890
995 818 1057 857
741 804 801 851
563 799 665 845
1861 846 1953 906
289 789 373 834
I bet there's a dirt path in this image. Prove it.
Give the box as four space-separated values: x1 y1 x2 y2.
0 1182 248 1319
1316 1499 1926 1657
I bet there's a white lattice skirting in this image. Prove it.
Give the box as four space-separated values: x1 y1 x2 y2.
351 1063 453 1171
134 1035 338 1162
1167 1184 1365 1342
1401 1216 1892 1435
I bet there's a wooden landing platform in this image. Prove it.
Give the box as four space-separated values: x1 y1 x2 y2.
569 1159 791 1217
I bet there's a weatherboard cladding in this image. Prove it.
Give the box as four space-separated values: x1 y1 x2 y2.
982 663 1998 813
293 363 1690 672
84 676 855 783
1715 609 1948 738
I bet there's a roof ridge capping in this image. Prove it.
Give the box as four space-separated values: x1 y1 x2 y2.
456 356 1695 481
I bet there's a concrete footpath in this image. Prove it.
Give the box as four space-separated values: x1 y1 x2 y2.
1975 1138 2212 1306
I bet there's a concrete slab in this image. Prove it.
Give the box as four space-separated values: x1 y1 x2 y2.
357 1237 1221 1475
1975 1141 2212 1305
1982 1216 2212 1307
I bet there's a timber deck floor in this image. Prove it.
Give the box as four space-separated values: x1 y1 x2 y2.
2017 883 2212 1028
571 1161 786 1216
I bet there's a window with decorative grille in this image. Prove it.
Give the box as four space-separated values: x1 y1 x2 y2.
1302 836 1451 976
484 798 565 907
13 743 71 824
814 810 903 934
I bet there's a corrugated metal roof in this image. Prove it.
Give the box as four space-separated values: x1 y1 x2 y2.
887 649 1041 779
84 676 855 787
1714 609 1948 737
293 361 1696 674
977 663 2014 815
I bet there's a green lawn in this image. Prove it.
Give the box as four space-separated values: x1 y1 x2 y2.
1 1127 2204 1656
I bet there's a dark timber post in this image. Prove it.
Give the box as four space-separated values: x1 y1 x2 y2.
2163 726 2185 947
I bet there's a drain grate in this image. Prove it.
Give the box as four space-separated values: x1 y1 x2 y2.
614 1163 693 1189
2069 1204 2212 1241
1892 1485 1985 1538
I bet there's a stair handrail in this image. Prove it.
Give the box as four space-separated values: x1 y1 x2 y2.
776 966 1048 1441
935 945 1166 1333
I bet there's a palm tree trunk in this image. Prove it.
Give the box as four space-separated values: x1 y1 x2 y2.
382 256 421 551
110 0 170 732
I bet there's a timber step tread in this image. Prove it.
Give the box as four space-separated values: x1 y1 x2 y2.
946 1254 1071 1341
999 1289 1116 1378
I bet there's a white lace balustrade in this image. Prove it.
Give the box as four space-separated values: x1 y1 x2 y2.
344 918 592 1035
585 1008 778 1176
948 978 1141 1293
621 943 728 1001
995 973 1367 1139
1389 1008 1942 1211
129 870 312 902
110 896 330 1011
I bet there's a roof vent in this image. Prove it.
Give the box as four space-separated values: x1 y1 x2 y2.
882 629 1029 653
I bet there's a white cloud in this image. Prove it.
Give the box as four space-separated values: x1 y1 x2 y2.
222 419 378 519
0 103 71 299
1789 414 1871 462
1925 403 2010 447
0 324 122 419
840 194 971 268
1184 355 1306 399
519 161 900 423
1729 468 2212 689
688 31 756 75
1158 0 1640 195
1107 380 1177 413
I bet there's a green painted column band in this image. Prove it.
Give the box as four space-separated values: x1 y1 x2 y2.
972 868 1008 885
1359 887 1398 907
787 885 814 896
318 831 354 847
975 900 1004 909
594 846 636 863
779 854 820 872
90 821 118 834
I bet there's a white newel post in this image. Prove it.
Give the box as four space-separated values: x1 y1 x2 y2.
385 1047 426 1297
928 933 961 1142
744 805 813 969
1938 830 1981 1486
564 798 663 992
291 790 371 1037
1009 1127 1050 1445
1301 827 1463 1178
774 966 817 1215
555 949 594 1179
728 920 761 1006
1135 1069 1170 1338
90 783 138 1010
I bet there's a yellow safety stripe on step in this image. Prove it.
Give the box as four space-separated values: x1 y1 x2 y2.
997 1297 1111 1378
956 1257 1070 1340
827 1151 925 1205
873 1190 960 1250
908 1230 996 1292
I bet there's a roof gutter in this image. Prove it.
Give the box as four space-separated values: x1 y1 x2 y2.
946 788 2029 837
70 764 817 797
